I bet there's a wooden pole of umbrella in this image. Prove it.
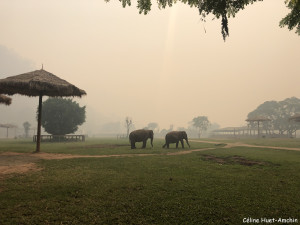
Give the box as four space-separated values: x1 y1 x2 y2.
0 69 86 153
36 95 43 152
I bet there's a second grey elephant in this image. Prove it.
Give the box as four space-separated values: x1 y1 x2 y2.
129 129 154 149
162 131 190 149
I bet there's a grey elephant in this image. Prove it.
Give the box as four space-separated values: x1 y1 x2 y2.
162 131 190 149
129 129 154 149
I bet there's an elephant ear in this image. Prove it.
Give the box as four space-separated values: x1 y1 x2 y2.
179 131 184 138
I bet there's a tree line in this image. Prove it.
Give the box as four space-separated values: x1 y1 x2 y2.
25 96 300 138
247 97 300 137
139 116 215 139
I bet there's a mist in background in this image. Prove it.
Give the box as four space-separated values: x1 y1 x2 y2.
0 0 299 138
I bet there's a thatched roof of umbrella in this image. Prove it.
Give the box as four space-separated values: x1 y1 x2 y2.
0 69 86 97
0 69 86 152
0 123 17 128
0 94 12 105
246 116 271 122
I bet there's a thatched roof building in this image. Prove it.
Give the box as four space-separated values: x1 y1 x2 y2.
246 116 271 137
289 114 300 122
246 116 271 122
213 127 248 133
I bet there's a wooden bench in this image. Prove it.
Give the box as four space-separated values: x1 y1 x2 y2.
33 135 85 142
116 134 127 139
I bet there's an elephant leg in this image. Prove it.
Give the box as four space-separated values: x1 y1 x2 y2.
163 143 166 148
180 140 184 148
176 141 179 148
131 140 136 149
167 142 170 149
142 140 147 148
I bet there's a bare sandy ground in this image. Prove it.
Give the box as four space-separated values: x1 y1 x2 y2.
1 141 299 179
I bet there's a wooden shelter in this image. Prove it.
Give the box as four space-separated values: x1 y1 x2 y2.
246 116 271 137
211 126 249 138
289 114 300 122
0 94 12 105
0 69 86 152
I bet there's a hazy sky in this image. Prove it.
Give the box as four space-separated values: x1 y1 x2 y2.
0 0 299 134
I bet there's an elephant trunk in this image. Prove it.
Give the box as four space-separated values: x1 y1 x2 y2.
150 136 153 147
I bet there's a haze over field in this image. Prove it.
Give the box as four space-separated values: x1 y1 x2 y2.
0 0 299 136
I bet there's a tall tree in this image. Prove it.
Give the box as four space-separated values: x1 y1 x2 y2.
23 121 31 138
107 0 300 40
146 122 159 132
39 98 86 135
159 124 174 137
248 97 300 136
192 116 210 138
125 117 133 138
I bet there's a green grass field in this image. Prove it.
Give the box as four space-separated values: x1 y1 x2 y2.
0 138 299 224
0 138 214 155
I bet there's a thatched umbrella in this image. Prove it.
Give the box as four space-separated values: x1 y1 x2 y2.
0 94 12 105
0 69 86 152
0 123 17 138
246 116 271 137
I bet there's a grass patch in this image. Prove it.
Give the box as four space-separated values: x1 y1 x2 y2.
0 138 214 155
0 139 299 224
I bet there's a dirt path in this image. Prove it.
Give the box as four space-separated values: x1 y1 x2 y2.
191 140 300 151
1 140 299 178
0 148 215 178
